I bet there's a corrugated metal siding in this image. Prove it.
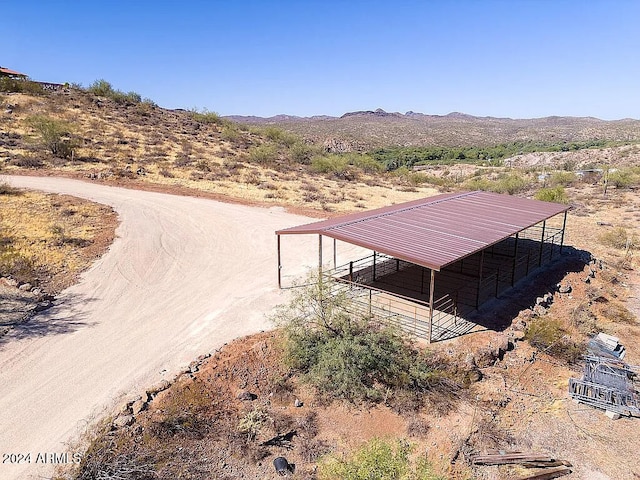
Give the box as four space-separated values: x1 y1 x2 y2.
277 191 569 271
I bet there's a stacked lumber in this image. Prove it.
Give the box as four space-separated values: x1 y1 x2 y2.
469 451 572 479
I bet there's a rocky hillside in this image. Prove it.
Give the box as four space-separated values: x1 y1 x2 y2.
227 108 640 151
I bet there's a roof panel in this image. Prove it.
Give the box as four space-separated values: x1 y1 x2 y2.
277 191 569 270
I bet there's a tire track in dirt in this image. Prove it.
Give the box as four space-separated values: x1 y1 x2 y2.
0 176 338 480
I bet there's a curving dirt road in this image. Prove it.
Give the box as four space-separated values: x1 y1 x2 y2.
0 176 345 480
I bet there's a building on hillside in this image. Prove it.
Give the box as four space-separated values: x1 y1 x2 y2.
0 66 28 79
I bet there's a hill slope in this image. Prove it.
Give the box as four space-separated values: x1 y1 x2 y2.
227 108 640 151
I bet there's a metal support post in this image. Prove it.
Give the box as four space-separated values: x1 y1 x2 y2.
277 234 282 288
476 250 485 309
559 210 567 254
333 238 337 269
427 269 435 344
373 251 377 282
538 221 546 267
318 234 323 273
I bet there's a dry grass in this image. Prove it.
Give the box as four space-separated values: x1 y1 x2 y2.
1 91 440 213
0 189 117 291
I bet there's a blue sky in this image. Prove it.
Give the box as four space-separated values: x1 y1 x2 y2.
4 1 639 119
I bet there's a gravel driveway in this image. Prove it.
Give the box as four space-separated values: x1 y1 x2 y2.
0 176 333 480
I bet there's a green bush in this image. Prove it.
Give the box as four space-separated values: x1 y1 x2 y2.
311 153 381 178
535 186 568 203
525 317 584 363
607 169 636 188
550 171 576 186
598 227 637 250
318 438 445 480
189 107 228 126
0 77 45 94
464 173 529 195
289 141 315 164
273 275 453 403
25 115 78 159
263 126 298 147
311 154 351 176
87 79 143 105
247 144 278 165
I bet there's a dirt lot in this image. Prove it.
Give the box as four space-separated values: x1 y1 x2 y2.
1 175 639 480
0 175 363 480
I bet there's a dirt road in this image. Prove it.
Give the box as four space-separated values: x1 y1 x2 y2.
0 176 345 480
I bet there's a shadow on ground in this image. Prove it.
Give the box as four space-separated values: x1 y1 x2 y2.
0 290 97 346
467 246 591 335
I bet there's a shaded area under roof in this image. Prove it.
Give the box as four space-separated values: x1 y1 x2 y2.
277 191 569 271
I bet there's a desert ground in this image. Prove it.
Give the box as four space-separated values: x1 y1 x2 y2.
0 175 368 480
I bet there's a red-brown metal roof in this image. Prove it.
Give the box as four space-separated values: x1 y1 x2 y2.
0 67 27 77
277 191 569 271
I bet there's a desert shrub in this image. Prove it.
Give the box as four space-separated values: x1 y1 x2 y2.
263 126 298 147
318 438 444 480
247 144 278 165
394 168 450 187
10 155 45 168
0 247 36 284
86 79 142 105
598 227 637 250
273 274 455 404
535 186 568 203
221 123 242 142
600 301 636 324
550 171 576 186
0 182 20 195
607 169 637 188
465 172 529 195
237 407 269 441
492 172 529 194
0 77 45 94
289 141 316 165
189 108 227 126
311 154 350 175
525 317 584 363
25 115 78 159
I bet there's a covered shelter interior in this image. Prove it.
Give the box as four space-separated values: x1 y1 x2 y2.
276 191 569 343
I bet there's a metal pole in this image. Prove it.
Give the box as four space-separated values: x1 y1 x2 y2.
349 261 353 282
538 221 546 267
373 251 377 282
333 238 337 269
559 210 567 254
511 233 519 286
476 250 484 309
277 234 282 289
427 269 435 344
318 234 323 273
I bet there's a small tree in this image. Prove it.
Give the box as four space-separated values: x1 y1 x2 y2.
25 115 78 159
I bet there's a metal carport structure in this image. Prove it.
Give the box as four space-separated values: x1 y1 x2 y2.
276 191 569 342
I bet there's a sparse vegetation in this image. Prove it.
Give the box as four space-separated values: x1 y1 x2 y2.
274 274 459 405
318 438 445 480
25 115 78 159
535 185 568 203
188 107 228 126
0 190 116 291
0 77 45 94
525 317 584 363
86 79 142 105
598 227 637 250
